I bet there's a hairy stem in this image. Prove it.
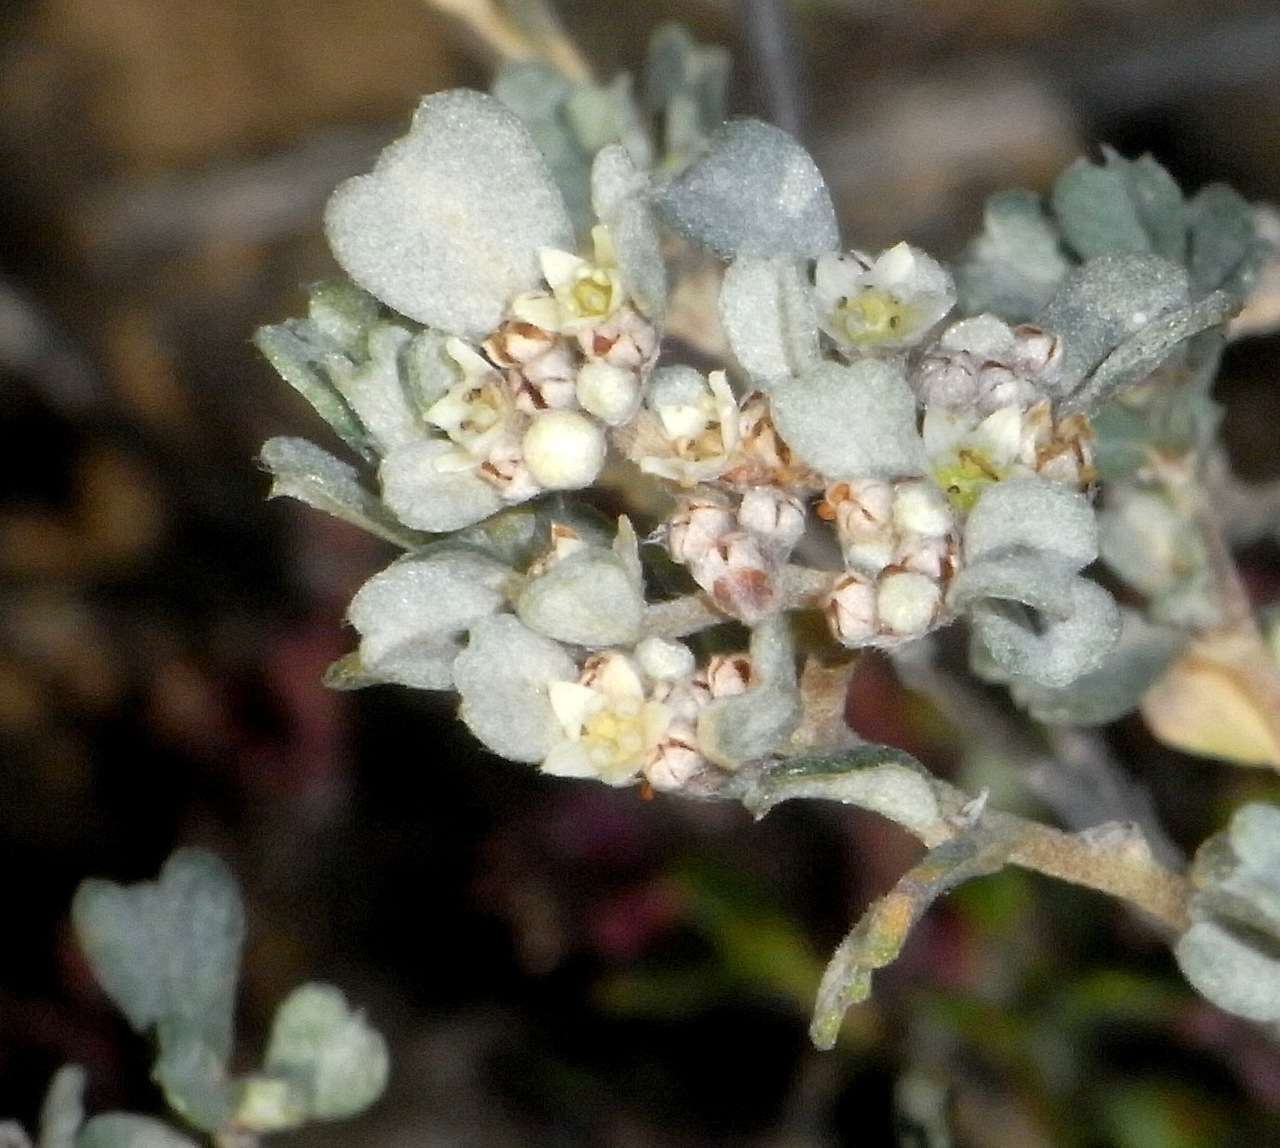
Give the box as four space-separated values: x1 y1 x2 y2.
642 565 834 638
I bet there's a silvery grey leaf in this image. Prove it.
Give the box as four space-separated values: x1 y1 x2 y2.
326 90 573 336
655 119 838 259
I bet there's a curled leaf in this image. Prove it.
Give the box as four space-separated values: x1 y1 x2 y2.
718 257 820 386
810 829 1018 1049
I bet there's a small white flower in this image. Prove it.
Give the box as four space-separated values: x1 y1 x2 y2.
544 652 673 787
515 225 626 336
814 242 955 351
521 410 607 490
639 369 739 486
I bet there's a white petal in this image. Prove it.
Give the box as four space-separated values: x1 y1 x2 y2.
325 90 573 336
548 680 602 737
541 739 601 779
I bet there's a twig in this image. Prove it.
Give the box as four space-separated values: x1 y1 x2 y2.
735 0 806 140
642 565 835 639
423 0 592 82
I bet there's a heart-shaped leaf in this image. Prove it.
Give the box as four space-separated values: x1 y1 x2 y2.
257 984 389 1124
326 90 574 337
71 850 244 1129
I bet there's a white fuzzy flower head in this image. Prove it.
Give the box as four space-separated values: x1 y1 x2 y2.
815 242 955 351
521 410 607 489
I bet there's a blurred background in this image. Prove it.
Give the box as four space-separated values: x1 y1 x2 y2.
3 1 1280 1143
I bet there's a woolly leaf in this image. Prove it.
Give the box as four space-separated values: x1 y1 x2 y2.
1052 159 1152 260
957 189 1069 320
769 360 926 479
454 616 577 763
655 119 838 258
259 984 389 1123
517 549 645 647
259 436 429 549
347 550 511 690
326 90 573 336
719 257 819 385
1038 253 1190 391
77 1117 198 1148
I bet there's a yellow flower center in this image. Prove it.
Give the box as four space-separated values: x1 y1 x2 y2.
837 289 913 345
569 270 615 319
933 449 1008 512
582 699 648 768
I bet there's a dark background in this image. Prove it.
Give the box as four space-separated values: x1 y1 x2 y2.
3 1 1280 1143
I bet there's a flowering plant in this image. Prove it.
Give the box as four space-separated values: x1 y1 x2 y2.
253 19 1280 1049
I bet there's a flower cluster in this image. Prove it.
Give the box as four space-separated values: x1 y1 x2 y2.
256 77 1252 789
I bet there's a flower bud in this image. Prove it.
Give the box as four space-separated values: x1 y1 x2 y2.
826 573 878 646
579 306 659 371
635 636 696 682
666 496 735 564
892 480 953 537
693 532 779 622
576 360 642 426
738 487 806 552
522 410 607 490
876 570 942 637
644 723 705 792
702 653 753 698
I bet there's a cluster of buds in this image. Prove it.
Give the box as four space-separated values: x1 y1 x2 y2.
663 487 806 622
818 477 959 647
423 225 660 501
543 637 754 792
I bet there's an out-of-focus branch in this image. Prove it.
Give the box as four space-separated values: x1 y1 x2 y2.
735 0 806 140
1230 205 1280 341
423 0 592 81
1145 453 1280 769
